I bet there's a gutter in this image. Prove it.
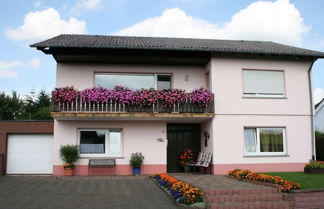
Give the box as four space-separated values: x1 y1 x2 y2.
308 58 318 160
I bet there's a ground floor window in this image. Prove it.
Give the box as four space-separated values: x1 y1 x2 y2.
244 127 286 156
78 129 122 157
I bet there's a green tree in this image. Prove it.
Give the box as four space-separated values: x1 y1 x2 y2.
0 91 23 120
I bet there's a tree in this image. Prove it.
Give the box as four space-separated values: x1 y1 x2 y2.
0 91 23 120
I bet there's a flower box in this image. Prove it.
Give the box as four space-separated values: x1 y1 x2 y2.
304 167 324 174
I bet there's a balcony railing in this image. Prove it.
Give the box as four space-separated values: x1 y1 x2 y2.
51 97 214 114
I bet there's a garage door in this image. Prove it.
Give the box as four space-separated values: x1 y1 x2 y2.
7 134 53 174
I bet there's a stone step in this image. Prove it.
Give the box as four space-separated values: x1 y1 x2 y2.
295 201 324 208
208 200 292 209
205 193 284 203
294 195 324 202
204 188 279 196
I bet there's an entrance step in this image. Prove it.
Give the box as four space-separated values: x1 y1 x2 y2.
204 188 292 209
88 167 116 175
205 193 284 203
207 201 292 209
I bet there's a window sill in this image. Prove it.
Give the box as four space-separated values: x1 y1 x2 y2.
243 154 289 158
80 156 125 160
242 96 287 99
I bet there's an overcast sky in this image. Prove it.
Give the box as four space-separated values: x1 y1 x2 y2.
1 0 324 103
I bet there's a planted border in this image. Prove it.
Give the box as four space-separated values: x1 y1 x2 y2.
151 173 205 207
228 169 301 192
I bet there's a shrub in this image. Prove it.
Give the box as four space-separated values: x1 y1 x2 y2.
153 173 203 205
305 161 324 168
52 87 78 104
129 152 144 168
189 88 213 107
179 149 194 167
228 169 301 192
59 144 80 168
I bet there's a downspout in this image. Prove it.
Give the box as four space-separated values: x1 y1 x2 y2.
308 57 318 161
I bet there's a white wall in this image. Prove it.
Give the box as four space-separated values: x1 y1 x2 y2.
54 120 167 166
315 104 324 132
56 63 207 92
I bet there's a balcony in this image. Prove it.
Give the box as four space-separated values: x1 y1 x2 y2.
51 87 215 121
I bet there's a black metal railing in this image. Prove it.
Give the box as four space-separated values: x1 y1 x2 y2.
51 96 214 114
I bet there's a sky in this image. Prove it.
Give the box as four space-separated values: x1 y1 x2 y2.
0 0 324 103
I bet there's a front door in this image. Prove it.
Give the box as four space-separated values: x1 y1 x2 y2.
167 124 201 173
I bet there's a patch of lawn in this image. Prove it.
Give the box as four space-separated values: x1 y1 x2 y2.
263 172 324 189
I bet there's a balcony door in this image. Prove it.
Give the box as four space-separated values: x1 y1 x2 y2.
167 124 201 173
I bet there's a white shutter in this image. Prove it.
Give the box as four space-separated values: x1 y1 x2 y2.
243 70 284 96
108 131 122 157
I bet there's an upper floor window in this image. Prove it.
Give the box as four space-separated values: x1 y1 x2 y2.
243 70 285 98
244 127 286 156
95 73 172 90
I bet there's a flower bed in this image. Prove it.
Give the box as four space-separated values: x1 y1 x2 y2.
304 161 324 174
228 169 301 192
52 86 213 108
152 173 204 207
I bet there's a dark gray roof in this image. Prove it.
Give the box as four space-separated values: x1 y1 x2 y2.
31 34 324 58
316 98 324 109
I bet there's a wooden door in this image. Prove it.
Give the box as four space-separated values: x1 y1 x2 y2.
167 124 201 173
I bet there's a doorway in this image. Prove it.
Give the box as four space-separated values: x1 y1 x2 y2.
167 124 201 173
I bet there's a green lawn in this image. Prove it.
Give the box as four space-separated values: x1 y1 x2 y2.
263 172 324 189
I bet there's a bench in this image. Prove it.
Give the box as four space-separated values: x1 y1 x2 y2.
88 159 116 175
189 152 212 173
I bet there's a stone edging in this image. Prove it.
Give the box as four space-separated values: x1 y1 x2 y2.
225 175 281 191
290 188 324 193
151 177 206 209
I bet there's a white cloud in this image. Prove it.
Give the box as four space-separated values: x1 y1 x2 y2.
27 58 41 68
5 8 87 42
314 88 324 104
71 0 103 13
34 0 41 8
0 58 42 78
114 0 309 46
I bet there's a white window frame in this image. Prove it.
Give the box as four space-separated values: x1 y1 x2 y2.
242 69 286 98
244 127 287 156
94 73 172 90
78 129 123 158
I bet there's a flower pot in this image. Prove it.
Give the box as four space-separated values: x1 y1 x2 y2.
304 167 324 174
64 168 74 176
183 165 191 173
133 167 141 176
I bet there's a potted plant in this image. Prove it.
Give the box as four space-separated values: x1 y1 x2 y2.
304 161 324 174
129 152 144 175
59 144 80 176
179 149 194 173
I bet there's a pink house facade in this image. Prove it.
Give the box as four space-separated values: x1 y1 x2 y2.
31 35 324 175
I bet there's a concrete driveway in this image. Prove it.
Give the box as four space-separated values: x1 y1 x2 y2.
0 176 179 209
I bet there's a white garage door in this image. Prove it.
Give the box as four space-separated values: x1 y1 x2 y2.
7 134 53 174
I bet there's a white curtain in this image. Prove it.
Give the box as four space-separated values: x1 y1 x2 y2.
80 144 104 154
244 129 257 152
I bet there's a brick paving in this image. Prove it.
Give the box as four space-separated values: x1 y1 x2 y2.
0 176 179 209
171 173 266 190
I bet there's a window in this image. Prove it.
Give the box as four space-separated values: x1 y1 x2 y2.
95 73 172 90
243 70 285 97
244 128 286 156
79 129 122 157
157 75 171 89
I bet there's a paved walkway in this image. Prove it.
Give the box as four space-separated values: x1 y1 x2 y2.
0 176 179 209
171 173 266 191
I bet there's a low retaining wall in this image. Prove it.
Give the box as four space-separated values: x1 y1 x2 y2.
0 154 4 175
289 189 324 209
